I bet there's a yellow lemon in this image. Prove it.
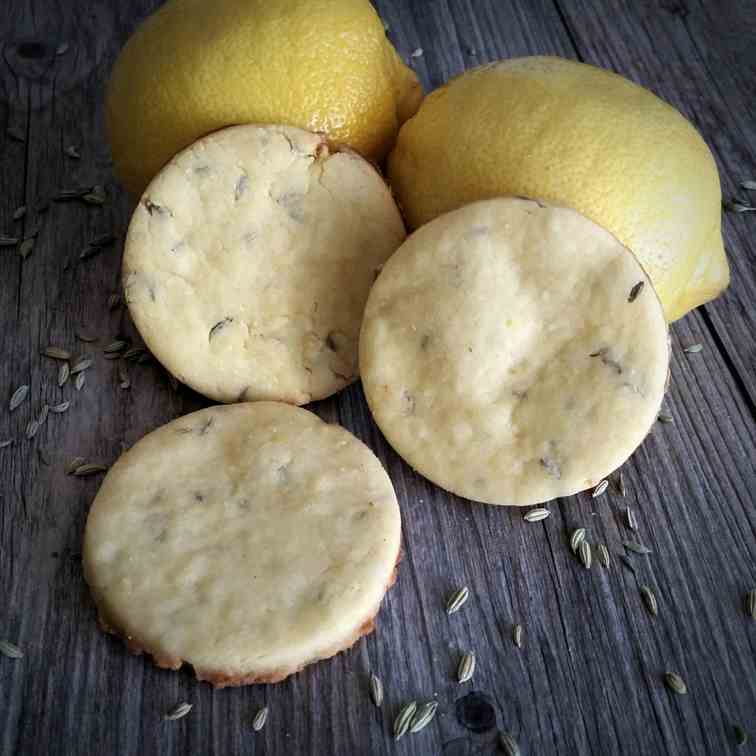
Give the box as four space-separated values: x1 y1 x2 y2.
107 0 422 196
388 57 728 320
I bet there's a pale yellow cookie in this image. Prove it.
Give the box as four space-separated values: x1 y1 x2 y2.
83 403 401 686
123 124 406 404
360 198 669 506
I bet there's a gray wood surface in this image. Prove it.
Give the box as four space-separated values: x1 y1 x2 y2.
1 1 754 755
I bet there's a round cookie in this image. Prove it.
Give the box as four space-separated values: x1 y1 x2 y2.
83 402 401 686
360 198 669 506
123 124 406 405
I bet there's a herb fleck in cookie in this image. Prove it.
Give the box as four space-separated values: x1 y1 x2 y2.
83 403 401 686
360 198 669 506
123 124 406 404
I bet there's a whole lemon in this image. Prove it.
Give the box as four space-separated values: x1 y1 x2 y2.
388 57 729 321
107 0 422 196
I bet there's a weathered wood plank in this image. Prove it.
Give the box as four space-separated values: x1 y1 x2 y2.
0 4 192 756
0 1 754 755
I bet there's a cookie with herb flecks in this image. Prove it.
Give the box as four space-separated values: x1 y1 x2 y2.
360 197 670 506
83 402 401 686
123 124 405 405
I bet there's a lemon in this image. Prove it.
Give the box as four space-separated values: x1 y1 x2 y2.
107 0 422 196
388 56 729 320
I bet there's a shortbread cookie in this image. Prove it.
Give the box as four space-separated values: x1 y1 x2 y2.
123 124 406 404
360 198 669 506
83 403 401 686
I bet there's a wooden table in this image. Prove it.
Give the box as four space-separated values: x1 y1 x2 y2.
1 2 754 754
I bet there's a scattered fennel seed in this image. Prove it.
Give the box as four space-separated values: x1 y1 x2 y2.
523 507 550 522
616 469 626 497
252 706 268 732
123 346 146 361
43 346 71 361
724 199 756 213
393 701 417 740
734 724 748 746
640 585 658 616
409 701 438 734
446 586 470 615
592 479 609 497
70 357 93 375
578 541 592 569
369 673 383 707
0 640 24 659
9 384 29 411
745 589 756 620
457 651 475 683
73 463 108 477
597 544 610 568
66 456 86 474
570 528 586 553
19 238 35 259
164 702 192 721
664 672 687 695
25 419 40 439
498 731 521 756
104 340 127 354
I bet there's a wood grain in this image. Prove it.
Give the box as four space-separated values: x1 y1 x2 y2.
0 1 754 755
